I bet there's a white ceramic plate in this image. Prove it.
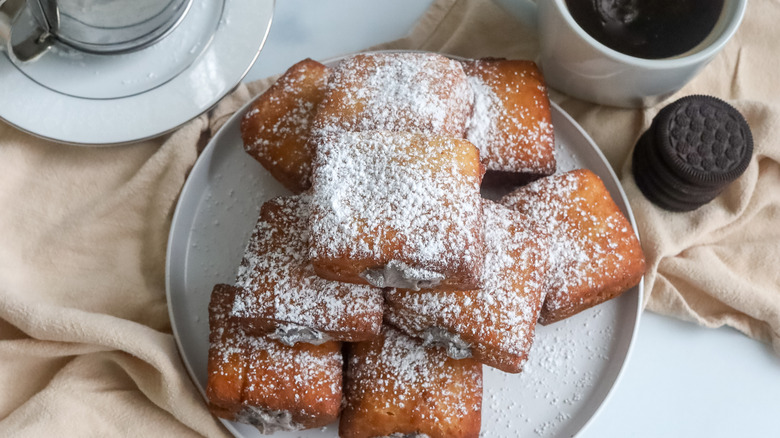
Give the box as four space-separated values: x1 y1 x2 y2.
166 59 643 438
0 0 274 146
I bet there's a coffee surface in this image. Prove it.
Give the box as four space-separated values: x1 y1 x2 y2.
565 0 725 59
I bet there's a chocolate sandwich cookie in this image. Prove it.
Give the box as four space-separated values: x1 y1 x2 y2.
633 165 701 212
636 129 724 196
632 147 703 212
632 95 753 211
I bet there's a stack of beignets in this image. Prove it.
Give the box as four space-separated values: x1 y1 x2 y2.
240 52 557 194
205 51 646 436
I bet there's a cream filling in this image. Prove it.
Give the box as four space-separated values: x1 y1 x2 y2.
421 326 472 359
379 434 431 438
269 323 331 346
234 406 303 434
361 260 444 290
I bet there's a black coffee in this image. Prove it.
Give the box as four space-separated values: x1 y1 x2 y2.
565 0 725 59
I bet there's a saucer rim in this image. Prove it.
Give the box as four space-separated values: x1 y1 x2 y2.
0 0 275 147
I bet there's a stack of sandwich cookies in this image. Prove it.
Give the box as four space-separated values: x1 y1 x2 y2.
632 95 753 212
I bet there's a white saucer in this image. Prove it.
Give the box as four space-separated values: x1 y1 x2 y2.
0 0 274 146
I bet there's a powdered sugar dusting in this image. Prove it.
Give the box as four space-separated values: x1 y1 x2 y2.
312 52 473 138
231 195 383 341
207 288 342 432
503 172 593 306
241 59 331 192
343 327 482 434
309 131 484 285
249 90 317 150
500 170 644 322
466 76 501 157
463 60 555 175
480 310 615 437
384 201 549 372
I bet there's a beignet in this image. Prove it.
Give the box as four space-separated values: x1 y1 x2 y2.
384 200 549 373
206 284 342 433
241 58 330 193
500 169 646 324
311 52 473 138
308 130 486 290
462 58 555 187
230 195 384 345
340 326 483 438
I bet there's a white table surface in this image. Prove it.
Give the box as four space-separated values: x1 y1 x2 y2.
244 1 780 437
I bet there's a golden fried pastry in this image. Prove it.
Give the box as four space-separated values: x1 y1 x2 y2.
340 326 483 438
500 169 646 324
230 195 383 345
241 58 330 193
206 284 342 433
308 131 486 290
384 200 549 373
311 52 473 138
462 58 556 187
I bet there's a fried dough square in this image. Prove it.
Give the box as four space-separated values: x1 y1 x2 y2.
311 52 473 138
462 58 556 187
308 131 486 290
241 58 331 193
384 200 549 373
206 284 343 433
230 195 384 344
340 326 483 438
500 169 646 324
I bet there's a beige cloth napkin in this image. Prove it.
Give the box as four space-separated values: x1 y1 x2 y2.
1 0 778 436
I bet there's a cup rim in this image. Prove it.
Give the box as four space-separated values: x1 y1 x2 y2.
552 0 748 69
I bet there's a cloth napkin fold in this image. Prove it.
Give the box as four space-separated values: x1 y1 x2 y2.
0 0 778 436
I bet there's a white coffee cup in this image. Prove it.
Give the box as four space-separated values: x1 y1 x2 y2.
498 0 747 108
